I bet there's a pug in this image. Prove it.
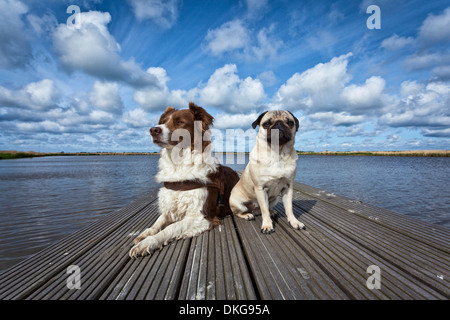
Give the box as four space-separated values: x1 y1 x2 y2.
229 110 305 233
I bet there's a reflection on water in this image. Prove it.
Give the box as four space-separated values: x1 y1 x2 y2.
0 156 160 271
0 154 449 271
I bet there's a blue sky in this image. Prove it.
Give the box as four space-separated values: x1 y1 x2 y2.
0 0 449 152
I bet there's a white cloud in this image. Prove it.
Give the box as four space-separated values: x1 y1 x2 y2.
213 112 259 129
90 81 123 114
205 20 249 56
0 0 32 68
250 25 283 61
199 64 265 113
257 70 276 87
273 53 392 127
341 76 386 113
204 19 282 61
306 30 337 52
400 80 425 97
134 64 266 114
0 79 59 110
275 52 353 111
134 67 190 111
431 65 450 80
244 0 269 17
381 34 414 51
52 10 159 88
122 108 153 128
27 12 58 37
418 7 450 46
309 112 365 126
17 120 64 133
386 134 402 144
385 7 450 82
127 0 180 29
88 109 115 124
403 52 450 72
380 81 450 128
421 127 450 137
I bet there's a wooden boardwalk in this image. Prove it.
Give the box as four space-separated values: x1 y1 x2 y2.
0 182 449 300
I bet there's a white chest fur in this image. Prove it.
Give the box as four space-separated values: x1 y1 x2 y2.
158 187 208 222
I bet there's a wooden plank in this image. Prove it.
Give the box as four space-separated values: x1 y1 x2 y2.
275 203 442 299
1 180 448 301
25 198 160 300
294 182 450 251
0 193 156 300
233 212 349 300
289 188 450 299
221 216 256 299
100 238 190 300
178 216 257 300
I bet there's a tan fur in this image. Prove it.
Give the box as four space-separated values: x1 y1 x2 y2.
229 110 305 233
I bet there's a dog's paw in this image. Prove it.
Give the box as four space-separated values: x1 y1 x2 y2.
134 228 156 244
129 236 159 258
261 222 275 234
237 213 255 221
289 219 306 230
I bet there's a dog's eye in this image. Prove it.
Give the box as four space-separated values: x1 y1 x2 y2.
262 121 271 128
176 120 184 125
288 120 294 127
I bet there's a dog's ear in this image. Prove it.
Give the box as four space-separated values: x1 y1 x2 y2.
252 111 268 129
288 111 299 132
158 106 175 124
165 106 175 113
189 102 214 127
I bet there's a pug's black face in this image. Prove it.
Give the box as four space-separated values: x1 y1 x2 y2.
252 111 299 146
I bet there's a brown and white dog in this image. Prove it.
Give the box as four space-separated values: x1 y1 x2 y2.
129 102 239 258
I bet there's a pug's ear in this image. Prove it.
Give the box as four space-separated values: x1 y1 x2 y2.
252 111 268 129
288 111 300 132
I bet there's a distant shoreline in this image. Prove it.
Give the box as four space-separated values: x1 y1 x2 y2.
0 151 159 160
296 150 450 157
1 149 449 159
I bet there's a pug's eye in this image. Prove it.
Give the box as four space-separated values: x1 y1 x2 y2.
262 121 271 129
288 120 294 127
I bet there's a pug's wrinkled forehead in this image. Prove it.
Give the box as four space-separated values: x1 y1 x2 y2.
252 110 299 132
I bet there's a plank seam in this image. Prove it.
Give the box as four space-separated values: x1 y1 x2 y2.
293 202 450 299
6 198 157 300
229 214 262 300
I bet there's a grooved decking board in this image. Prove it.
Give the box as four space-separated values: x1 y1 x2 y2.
1 183 448 300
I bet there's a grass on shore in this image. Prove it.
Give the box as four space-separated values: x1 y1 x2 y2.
0 151 158 160
1 150 449 160
297 150 450 157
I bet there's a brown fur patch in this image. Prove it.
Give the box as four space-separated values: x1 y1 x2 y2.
203 165 239 228
157 103 214 151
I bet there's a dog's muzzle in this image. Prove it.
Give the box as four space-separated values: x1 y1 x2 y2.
150 126 162 137
150 125 169 146
269 121 291 145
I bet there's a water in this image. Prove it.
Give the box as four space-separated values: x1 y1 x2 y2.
0 154 449 272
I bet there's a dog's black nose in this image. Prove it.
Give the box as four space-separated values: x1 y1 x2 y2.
150 126 162 137
272 121 285 130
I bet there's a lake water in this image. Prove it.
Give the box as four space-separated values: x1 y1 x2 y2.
0 154 449 272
